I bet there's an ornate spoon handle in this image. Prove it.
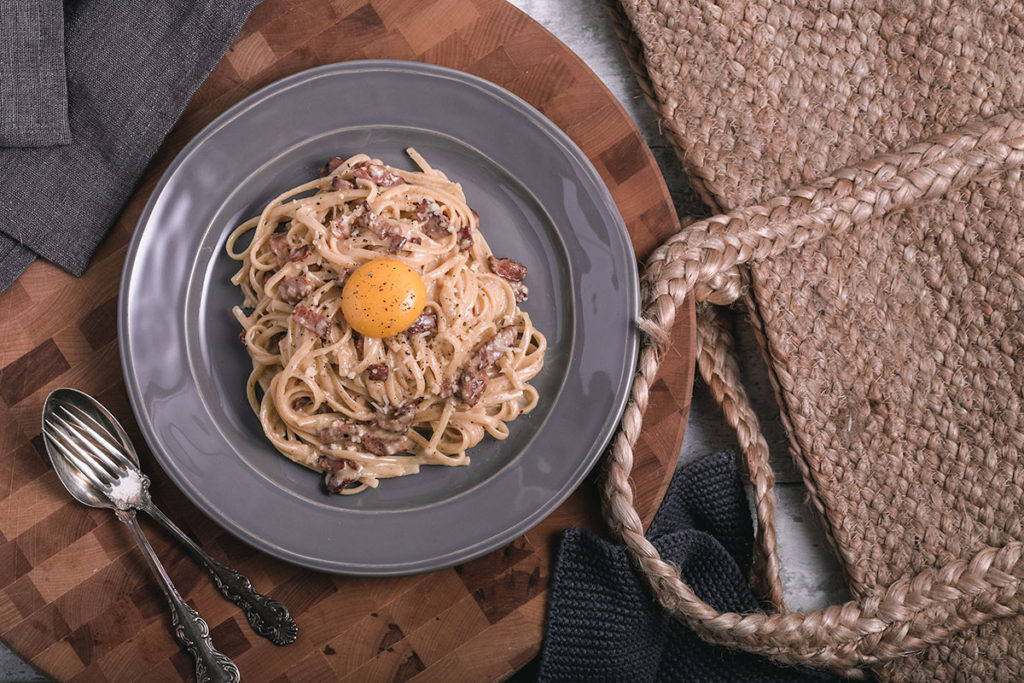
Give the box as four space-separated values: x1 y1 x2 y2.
141 501 298 646
116 509 240 683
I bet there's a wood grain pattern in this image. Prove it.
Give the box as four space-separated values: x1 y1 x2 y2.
0 0 695 680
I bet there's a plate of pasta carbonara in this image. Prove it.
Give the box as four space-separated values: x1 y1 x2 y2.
226 149 547 496
119 61 638 574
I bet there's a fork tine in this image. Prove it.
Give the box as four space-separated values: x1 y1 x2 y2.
57 404 133 470
43 426 112 492
45 415 120 482
42 416 78 455
62 448 113 493
48 411 122 479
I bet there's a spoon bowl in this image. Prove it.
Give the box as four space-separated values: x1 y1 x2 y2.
42 388 137 509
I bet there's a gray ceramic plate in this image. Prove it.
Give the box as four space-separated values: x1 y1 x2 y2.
119 61 638 575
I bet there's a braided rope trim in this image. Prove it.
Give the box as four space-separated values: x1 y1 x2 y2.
696 303 785 612
601 112 1024 672
603 0 785 609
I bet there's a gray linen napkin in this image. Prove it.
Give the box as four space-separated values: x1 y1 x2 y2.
0 0 262 292
0 0 70 147
535 451 839 682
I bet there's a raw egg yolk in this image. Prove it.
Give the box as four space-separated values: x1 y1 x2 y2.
341 258 427 337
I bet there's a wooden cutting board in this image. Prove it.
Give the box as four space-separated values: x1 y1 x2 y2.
0 0 695 680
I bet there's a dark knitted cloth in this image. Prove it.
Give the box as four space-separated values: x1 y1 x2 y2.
0 0 261 291
537 451 839 682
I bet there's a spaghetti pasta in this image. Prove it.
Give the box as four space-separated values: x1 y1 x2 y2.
226 150 546 494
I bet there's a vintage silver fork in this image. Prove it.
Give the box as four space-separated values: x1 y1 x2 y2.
43 397 239 682
42 389 297 681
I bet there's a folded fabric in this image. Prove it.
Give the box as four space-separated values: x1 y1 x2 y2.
0 0 262 292
0 0 70 148
537 451 839 682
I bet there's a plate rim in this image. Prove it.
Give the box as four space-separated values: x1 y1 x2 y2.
118 59 639 574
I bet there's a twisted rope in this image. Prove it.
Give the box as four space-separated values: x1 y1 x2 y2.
696 303 785 611
601 112 1024 673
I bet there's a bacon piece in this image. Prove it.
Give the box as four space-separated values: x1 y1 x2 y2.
238 331 247 347
409 237 422 245
288 244 310 262
360 432 407 457
271 234 312 266
330 219 351 239
459 372 486 407
375 402 415 433
329 176 354 191
318 456 359 494
356 201 406 245
319 421 361 444
318 157 344 178
291 396 312 411
356 202 387 239
458 326 517 406
366 364 389 381
351 162 403 187
293 305 332 339
270 234 290 266
457 225 473 251
475 325 517 369
355 201 380 236
489 257 527 282
423 215 448 238
319 454 353 471
489 257 529 302
319 420 408 456
415 199 450 239
405 310 437 335
388 232 407 254
279 275 313 304
439 380 455 398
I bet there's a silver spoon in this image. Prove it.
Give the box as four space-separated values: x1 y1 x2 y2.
41 389 239 683
41 389 297 679
42 388 297 645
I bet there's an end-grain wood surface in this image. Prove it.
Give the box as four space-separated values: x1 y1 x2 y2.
0 0 695 680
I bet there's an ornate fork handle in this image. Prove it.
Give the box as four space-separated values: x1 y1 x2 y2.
116 509 240 683
141 501 298 646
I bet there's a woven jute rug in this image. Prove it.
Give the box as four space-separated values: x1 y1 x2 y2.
601 1 1024 679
